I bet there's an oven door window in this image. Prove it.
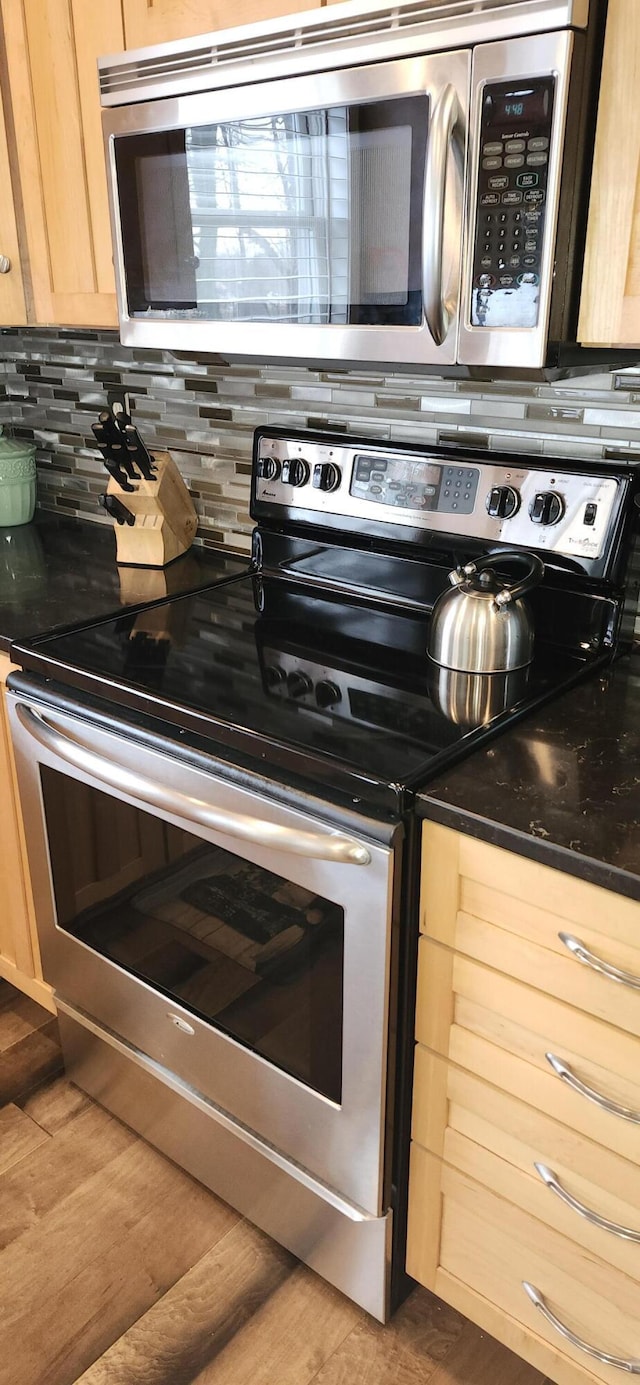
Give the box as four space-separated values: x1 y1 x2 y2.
40 768 344 1102
114 96 427 326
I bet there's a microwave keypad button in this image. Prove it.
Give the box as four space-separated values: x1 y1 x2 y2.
508 255 521 268
488 175 509 190
517 172 539 189
483 141 503 155
528 136 549 151
524 239 538 252
477 274 495 287
505 139 526 153
501 191 523 205
480 193 500 206
483 156 503 170
518 272 539 286
369 485 383 495
524 189 545 205
480 256 492 269
523 255 538 267
527 152 548 167
504 154 524 168
498 275 514 286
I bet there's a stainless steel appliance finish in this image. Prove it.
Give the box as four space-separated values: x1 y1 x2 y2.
255 435 623 570
427 549 544 672
98 0 603 372
56 999 392 1322
8 696 396 1222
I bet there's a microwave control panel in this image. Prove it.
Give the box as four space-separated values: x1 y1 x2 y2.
470 76 555 330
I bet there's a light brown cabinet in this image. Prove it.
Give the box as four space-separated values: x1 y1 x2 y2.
578 0 640 346
0 75 26 326
0 0 125 328
407 823 640 1385
0 654 54 1011
121 0 322 50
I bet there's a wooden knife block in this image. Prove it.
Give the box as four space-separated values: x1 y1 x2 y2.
107 451 198 567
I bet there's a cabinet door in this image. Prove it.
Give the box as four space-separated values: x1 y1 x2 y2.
1 0 124 328
0 656 54 1009
122 0 322 50
0 78 26 325
578 0 640 346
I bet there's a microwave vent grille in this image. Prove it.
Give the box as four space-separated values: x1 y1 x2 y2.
99 0 583 103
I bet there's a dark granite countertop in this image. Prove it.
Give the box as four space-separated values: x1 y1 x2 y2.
419 653 640 901
0 511 248 654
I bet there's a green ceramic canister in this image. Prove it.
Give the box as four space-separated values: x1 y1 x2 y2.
0 427 37 526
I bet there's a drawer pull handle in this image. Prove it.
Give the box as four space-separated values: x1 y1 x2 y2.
534 1162 640 1242
546 1052 640 1124
559 932 640 991
522 1282 640 1373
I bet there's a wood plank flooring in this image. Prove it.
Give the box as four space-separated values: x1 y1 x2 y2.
0 980 553 1385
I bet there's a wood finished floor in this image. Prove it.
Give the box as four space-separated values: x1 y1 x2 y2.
0 980 553 1385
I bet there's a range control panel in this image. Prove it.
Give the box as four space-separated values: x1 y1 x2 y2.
254 435 623 566
471 76 554 330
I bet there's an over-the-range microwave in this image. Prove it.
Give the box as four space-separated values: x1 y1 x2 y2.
99 0 621 376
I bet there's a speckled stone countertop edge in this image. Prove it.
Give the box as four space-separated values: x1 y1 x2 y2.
417 796 640 903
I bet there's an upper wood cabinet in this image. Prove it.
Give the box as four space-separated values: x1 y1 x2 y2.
0 0 124 329
0 76 26 325
121 0 323 50
578 0 640 346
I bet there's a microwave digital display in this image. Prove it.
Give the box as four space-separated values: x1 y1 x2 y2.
485 86 550 131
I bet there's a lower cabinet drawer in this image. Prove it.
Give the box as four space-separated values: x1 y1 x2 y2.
408 1147 640 1385
417 939 640 1166
412 1045 640 1283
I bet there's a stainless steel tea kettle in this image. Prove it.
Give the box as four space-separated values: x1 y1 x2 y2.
428 549 544 674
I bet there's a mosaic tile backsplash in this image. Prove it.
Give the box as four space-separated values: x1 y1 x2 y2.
2 327 640 558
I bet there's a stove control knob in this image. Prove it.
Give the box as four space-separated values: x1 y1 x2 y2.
486 485 520 520
312 462 342 493
315 680 342 709
286 671 313 699
529 490 564 526
257 455 281 482
281 457 310 488
264 664 286 688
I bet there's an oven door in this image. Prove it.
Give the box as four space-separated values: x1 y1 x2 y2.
102 50 469 365
8 690 398 1216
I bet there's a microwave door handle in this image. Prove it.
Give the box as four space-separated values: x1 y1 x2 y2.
15 703 371 866
423 84 465 346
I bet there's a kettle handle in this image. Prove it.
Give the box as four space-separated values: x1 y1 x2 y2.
458 549 545 608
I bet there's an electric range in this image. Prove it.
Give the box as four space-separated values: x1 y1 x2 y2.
6 429 638 1322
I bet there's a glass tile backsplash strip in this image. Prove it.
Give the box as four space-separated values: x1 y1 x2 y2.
1 327 640 557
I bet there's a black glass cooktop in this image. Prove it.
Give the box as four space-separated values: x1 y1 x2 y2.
13 564 603 813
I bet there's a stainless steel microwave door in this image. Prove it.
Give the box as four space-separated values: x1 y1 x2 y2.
113 102 426 328
103 52 470 364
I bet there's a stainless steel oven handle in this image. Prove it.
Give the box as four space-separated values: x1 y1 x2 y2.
16 703 371 865
423 83 465 347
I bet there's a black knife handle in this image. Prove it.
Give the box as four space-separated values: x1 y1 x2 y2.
123 423 156 480
100 492 135 526
104 457 135 493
